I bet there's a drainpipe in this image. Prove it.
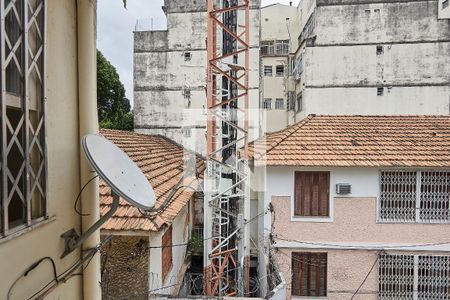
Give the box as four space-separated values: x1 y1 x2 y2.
77 0 101 299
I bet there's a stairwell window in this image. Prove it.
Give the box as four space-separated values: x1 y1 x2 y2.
379 170 450 223
1 0 47 237
292 252 327 297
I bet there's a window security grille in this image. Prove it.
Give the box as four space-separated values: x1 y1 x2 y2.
275 40 289 55
379 171 450 223
261 41 274 56
287 91 295 111
1 0 47 236
379 254 450 300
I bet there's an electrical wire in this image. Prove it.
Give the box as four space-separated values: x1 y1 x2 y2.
74 174 99 216
350 250 383 300
7 257 58 300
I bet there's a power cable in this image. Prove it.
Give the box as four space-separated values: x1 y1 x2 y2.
74 174 99 216
350 250 383 300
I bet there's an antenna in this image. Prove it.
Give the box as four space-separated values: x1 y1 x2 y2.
60 134 156 258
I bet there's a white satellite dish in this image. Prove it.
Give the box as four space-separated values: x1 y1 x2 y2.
61 134 156 258
82 134 156 210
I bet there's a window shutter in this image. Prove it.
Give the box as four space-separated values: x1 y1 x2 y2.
295 172 330 217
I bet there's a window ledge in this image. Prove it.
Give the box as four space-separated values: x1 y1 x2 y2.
0 216 56 245
291 216 333 223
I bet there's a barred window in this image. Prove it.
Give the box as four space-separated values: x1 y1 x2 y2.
275 40 289 55
287 91 295 111
261 41 274 56
379 171 450 223
292 252 327 297
1 0 46 236
263 98 272 110
275 98 284 110
379 254 450 300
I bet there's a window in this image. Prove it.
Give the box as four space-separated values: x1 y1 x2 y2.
183 89 191 99
162 225 173 281
299 11 316 44
294 172 330 217
184 52 192 61
379 170 450 223
264 65 273 77
261 41 274 56
1 0 46 236
444 0 449 9
263 98 272 110
275 65 284 77
296 93 303 112
292 252 327 297
275 98 284 110
287 91 295 111
182 127 192 138
376 45 384 55
275 40 289 55
379 254 450 300
377 87 384 96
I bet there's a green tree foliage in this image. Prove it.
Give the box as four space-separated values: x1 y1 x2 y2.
97 50 133 130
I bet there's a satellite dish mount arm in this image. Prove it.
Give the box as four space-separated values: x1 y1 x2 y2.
60 193 120 258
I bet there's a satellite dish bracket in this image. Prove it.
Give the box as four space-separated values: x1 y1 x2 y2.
60 193 120 258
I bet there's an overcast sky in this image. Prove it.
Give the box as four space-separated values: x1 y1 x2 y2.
97 0 300 104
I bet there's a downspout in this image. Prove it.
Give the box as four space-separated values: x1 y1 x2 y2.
76 0 101 299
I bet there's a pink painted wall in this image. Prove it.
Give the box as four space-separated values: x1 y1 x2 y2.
273 248 379 300
272 196 450 246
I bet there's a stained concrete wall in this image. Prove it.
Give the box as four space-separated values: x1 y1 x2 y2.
101 235 149 299
134 1 261 155
291 0 450 121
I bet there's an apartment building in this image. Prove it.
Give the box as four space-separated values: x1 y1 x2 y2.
133 0 262 155
260 3 298 133
0 0 100 298
251 115 450 299
260 0 450 129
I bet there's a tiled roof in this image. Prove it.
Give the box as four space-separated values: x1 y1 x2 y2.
249 115 450 167
99 129 205 233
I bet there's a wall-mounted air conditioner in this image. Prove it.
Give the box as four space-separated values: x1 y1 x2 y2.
336 183 351 195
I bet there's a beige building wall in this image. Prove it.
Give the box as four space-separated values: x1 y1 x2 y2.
260 4 298 133
0 1 98 299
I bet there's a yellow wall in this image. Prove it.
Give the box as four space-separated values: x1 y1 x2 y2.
0 1 86 298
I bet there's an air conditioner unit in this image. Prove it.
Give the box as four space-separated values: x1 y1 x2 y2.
336 183 351 195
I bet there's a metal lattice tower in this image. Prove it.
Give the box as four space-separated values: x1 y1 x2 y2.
204 0 250 297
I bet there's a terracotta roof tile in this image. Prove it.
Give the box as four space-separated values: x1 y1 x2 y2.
248 115 450 167
99 129 205 233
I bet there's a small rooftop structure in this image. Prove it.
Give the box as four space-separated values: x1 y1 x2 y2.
249 115 450 167
99 129 204 233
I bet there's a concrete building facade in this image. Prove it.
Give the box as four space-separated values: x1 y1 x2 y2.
260 0 450 131
134 0 262 155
